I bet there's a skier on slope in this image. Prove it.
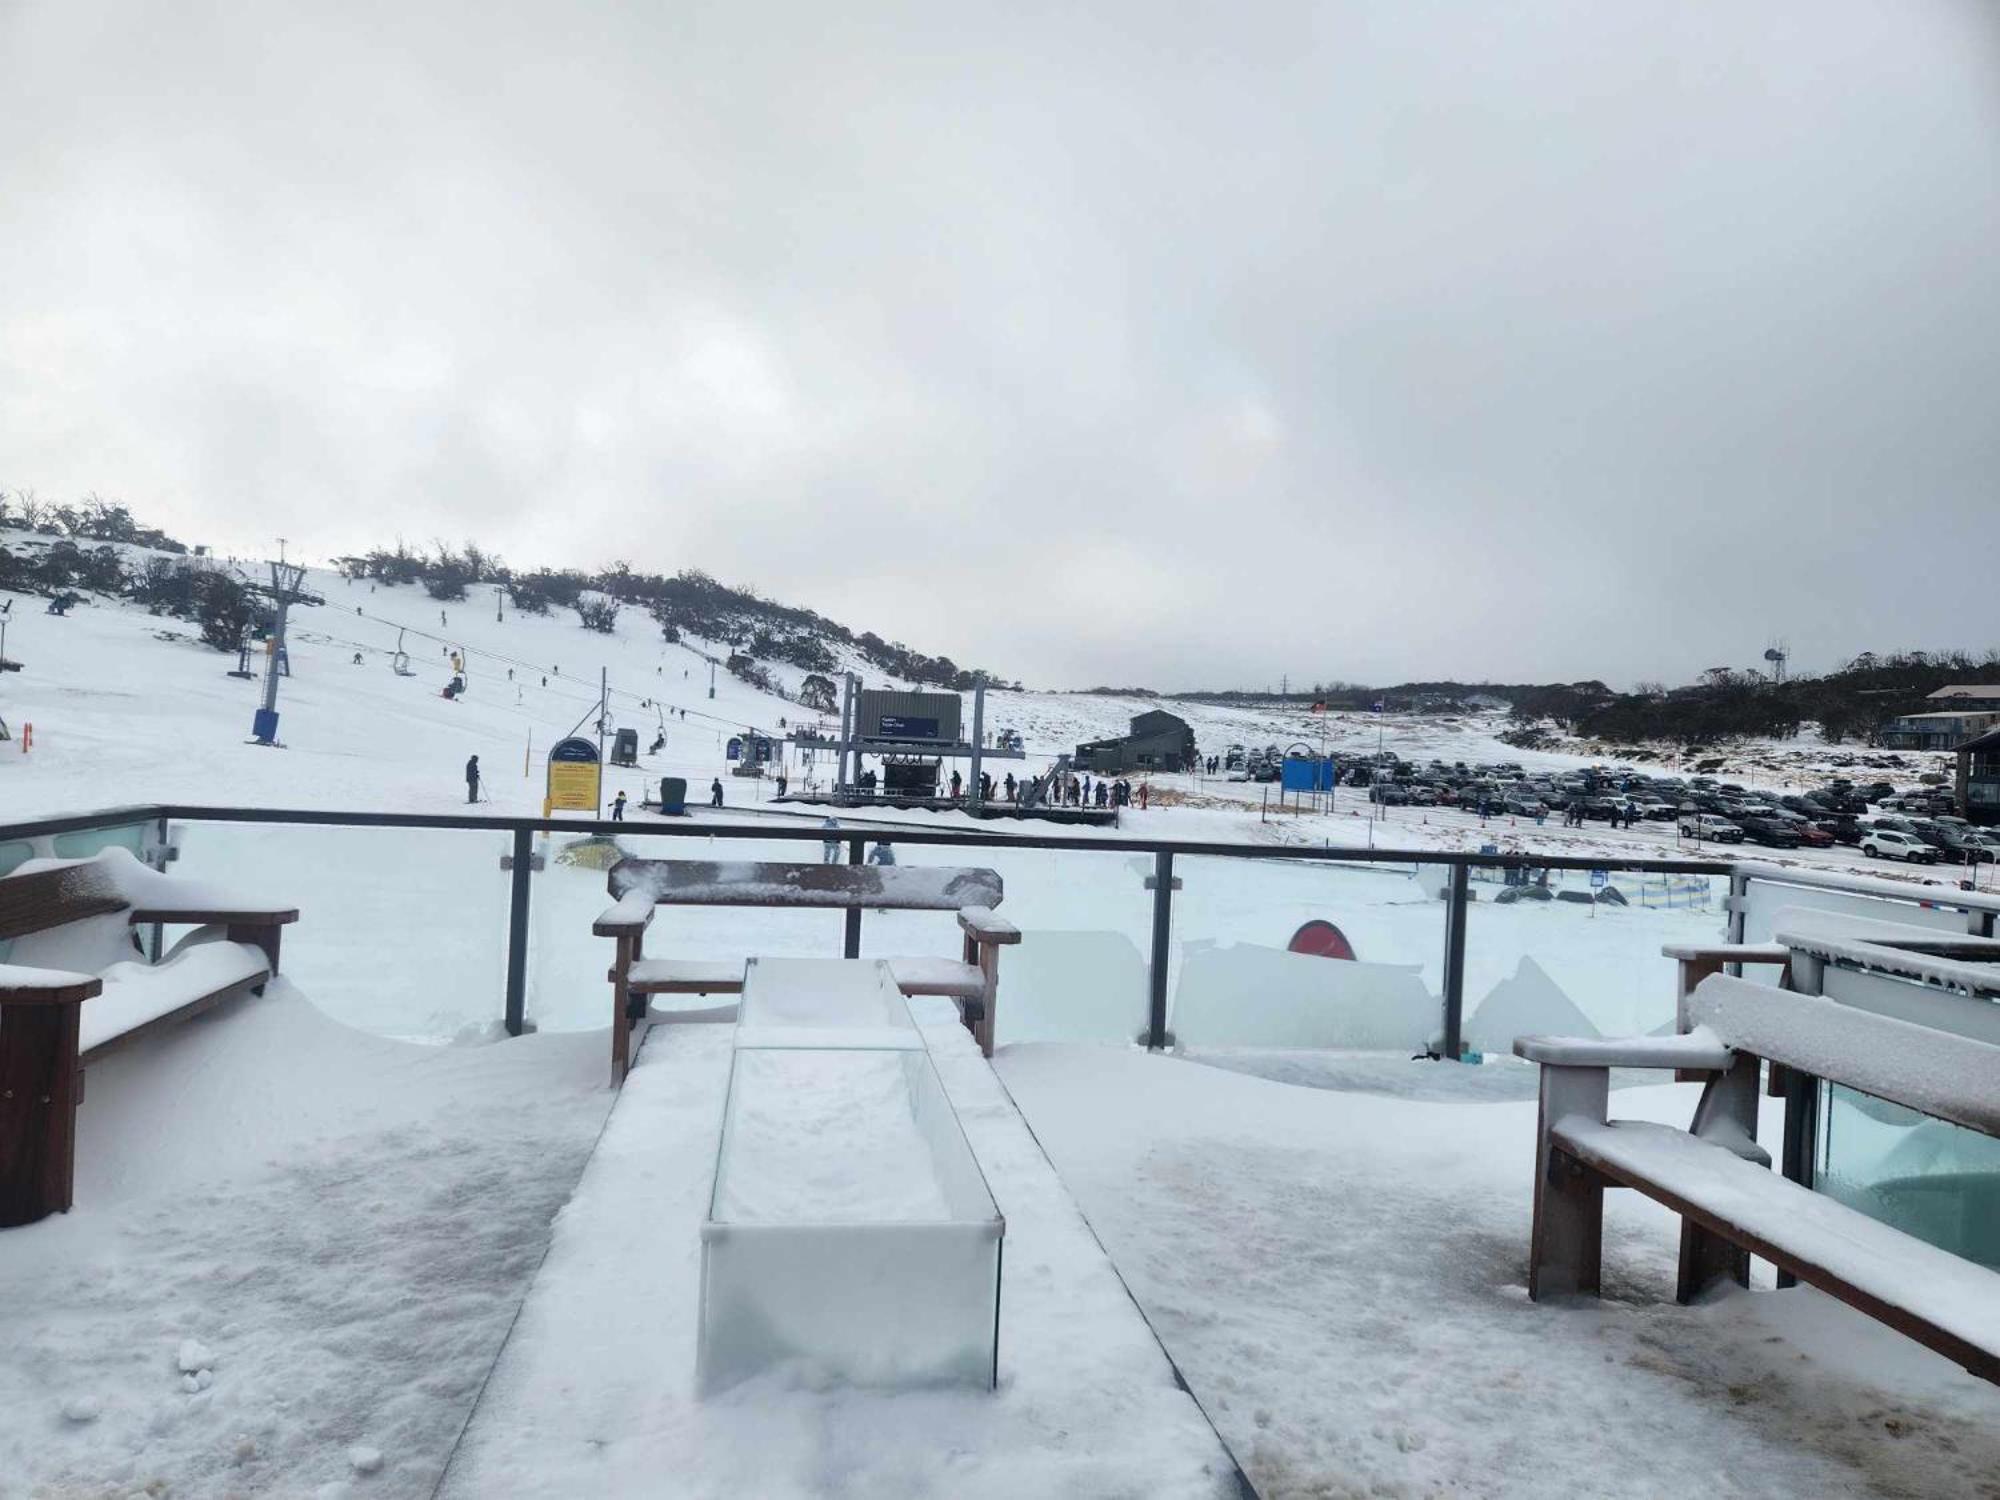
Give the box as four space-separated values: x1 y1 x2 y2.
709 777 723 808
821 816 842 864
465 755 481 804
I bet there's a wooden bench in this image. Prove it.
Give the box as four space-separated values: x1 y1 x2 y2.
0 849 299 1228
1515 972 2000 1383
593 859 1019 1084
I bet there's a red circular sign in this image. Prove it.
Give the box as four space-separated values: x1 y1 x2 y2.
1288 919 1356 961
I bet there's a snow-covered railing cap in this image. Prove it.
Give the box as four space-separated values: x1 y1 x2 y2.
1686 974 2000 1137
1771 905 2000 994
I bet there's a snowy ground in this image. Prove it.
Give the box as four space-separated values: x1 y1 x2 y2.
998 1046 2000 1499
0 984 613 1499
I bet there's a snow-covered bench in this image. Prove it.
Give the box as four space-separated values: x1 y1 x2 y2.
592 859 1018 1084
0 848 298 1227
1515 973 2000 1384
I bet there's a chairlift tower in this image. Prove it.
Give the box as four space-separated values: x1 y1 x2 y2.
246 556 322 745
1762 641 1790 685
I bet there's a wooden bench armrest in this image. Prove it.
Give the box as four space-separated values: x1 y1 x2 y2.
1514 1027 1734 1072
128 906 299 927
594 892 657 938
1659 942 1790 964
0 964 103 1006
957 906 1021 945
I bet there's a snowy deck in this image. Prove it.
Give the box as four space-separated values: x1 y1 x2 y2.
437 1013 1241 1497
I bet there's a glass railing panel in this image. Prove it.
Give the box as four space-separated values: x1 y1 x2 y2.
51 822 151 861
1457 863 1728 1057
525 826 855 1033
1738 873 1979 944
1169 854 1441 1052
171 819 511 1042
867 838 1153 1046
1819 1083 2000 1268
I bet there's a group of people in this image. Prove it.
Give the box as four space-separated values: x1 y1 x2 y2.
1035 772 1146 810
817 817 894 865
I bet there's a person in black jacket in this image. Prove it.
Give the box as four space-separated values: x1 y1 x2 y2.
465 755 481 803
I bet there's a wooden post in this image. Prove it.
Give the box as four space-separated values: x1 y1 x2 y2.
0 983 98 1228
1528 1064 1608 1300
610 934 634 1086
975 940 1001 1058
1678 1056 1763 1300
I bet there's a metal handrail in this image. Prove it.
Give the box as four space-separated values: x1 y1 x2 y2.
13 802 1989 1056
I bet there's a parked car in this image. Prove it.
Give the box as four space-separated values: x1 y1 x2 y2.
1794 824 1835 848
1369 782 1408 805
1502 793 1545 817
1738 816 1800 849
1679 814 1744 844
1861 829 1937 864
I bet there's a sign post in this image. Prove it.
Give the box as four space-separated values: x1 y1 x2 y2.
545 736 603 817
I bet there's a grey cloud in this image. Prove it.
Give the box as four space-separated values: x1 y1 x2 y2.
3 0 1996 689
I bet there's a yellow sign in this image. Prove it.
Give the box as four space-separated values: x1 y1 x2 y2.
546 736 603 814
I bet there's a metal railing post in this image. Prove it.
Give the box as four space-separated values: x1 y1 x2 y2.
504 827 532 1037
845 836 865 958
1440 863 1469 1060
1147 850 1174 1049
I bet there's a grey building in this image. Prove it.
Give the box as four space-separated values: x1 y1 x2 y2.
1073 710 1196 774
1878 710 2000 751
1957 726 2000 826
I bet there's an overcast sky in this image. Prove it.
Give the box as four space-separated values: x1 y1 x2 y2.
3 1 1996 690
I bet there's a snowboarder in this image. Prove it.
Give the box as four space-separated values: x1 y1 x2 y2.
774 772 788 797
867 840 896 866
1139 782 1150 810
611 791 627 821
709 777 723 807
821 816 841 863
440 610 447 627
465 755 481 803
950 770 963 800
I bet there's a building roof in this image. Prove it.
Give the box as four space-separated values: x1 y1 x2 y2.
1890 710 2000 722
1960 725 2000 755
1926 684 2000 702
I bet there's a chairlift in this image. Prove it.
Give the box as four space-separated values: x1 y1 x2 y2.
392 629 415 677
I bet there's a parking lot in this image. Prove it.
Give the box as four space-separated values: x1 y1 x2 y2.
1195 744 1999 890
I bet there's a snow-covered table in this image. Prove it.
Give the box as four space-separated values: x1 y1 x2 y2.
594 857 1020 1084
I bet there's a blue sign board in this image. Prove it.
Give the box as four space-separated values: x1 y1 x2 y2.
1280 757 1336 792
878 714 942 740
725 737 743 761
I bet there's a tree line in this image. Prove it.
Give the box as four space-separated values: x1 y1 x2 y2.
331 543 1014 690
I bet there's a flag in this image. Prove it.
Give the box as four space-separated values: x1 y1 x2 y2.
1371 700 1385 713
